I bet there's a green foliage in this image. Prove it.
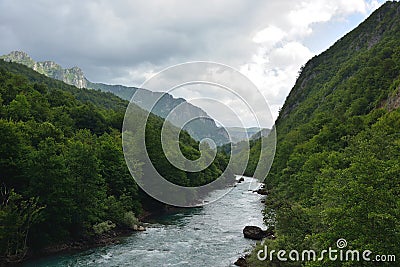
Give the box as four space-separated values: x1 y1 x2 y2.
0 188 44 263
7 94 31 121
92 220 116 235
122 211 139 229
247 3 400 266
0 59 231 262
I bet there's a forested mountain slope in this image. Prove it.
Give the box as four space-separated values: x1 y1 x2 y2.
247 2 400 266
0 60 231 264
1 51 230 145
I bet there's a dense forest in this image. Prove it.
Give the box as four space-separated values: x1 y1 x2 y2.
247 2 400 266
0 59 231 263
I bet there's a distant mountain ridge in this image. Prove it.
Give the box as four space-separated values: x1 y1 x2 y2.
1 51 233 145
224 127 270 143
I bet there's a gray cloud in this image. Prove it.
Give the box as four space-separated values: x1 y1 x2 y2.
0 0 384 126
0 1 257 76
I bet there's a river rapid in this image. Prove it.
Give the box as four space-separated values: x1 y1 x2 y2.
24 176 265 267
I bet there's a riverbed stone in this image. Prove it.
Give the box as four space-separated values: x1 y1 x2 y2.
234 257 248 266
243 226 274 240
253 188 268 195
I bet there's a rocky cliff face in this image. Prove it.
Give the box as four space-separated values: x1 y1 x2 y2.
1 51 35 67
386 85 400 111
1 51 87 88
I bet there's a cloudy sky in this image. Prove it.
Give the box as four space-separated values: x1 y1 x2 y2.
0 0 385 127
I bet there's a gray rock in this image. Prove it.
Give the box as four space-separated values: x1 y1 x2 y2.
234 257 247 266
243 226 274 240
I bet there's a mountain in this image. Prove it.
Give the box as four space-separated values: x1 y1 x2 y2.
86 81 135 102
0 51 229 145
249 128 271 140
0 51 87 88
224 127 270 143
87 82 229 145
246 2 400 266
0 59 232 263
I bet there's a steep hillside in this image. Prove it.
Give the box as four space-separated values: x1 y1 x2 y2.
88 82 229 145
247 2 400 266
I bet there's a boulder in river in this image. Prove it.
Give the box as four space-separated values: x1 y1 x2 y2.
243 226 274 240
234 257 248 266
253 188 268 195
133 225 146 231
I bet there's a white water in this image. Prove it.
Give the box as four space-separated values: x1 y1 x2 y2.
24 177 266 267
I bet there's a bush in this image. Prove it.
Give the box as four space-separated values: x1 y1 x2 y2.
92 220 116 235
122 211 139 229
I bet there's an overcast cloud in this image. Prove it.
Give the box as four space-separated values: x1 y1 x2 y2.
0 0 384 127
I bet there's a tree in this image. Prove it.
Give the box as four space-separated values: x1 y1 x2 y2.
65 130 107 236
7 94 31 121
0 187 43 263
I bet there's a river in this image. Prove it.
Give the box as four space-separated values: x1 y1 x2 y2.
24 177 265 267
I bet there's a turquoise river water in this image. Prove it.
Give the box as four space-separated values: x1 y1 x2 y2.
24 177 265 267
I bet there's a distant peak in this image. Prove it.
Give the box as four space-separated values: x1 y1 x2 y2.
1 51 87 89
8 50 31 58
1 50 35 66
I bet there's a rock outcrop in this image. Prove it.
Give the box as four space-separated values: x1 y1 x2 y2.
1 51 87 88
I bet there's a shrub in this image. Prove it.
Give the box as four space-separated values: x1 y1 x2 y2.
92 220 116 235
122 211 139 229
